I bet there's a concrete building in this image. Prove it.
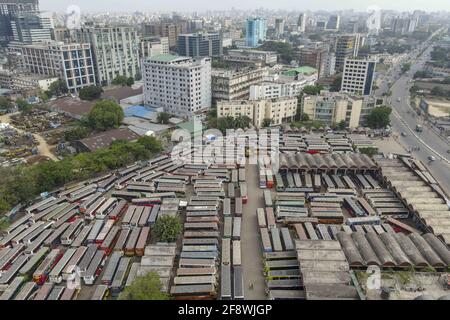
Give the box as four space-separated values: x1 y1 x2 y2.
140 36 169 59
177 32 222 58
274 18 285 37
223 49 277 66
297 13 306 33
335 35 358 71
142 54 211 118
9 11 52 44
245 18 267 47
72 27 141 86
0 0 39 46
212 67 268 101
0 70 58 91
302 91 368 128
298 44 329 78
11 41 96 92
249 71 317 100
341 58 376 96
326 15 340 31
217 97 297 128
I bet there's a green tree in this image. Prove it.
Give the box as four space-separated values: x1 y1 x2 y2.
112 75 128 86
233 115 252 129
47 80 68 97
258 41 295 63
16 99 32 114
262 118 272 128
300 113 310 122
153 215 182 242
64 126 92 141
79 86 103 101
137 136 163 153
119 272 170 300
401 63 411 74
366 106 392 129
337 120 346 130
87 100 124 131
157 112 170 124
0 97 13 111
126 77 135 86
359 147 379 158
330 76 342 92
302 85 324 96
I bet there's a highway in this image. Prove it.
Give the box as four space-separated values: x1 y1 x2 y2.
379 32 450 194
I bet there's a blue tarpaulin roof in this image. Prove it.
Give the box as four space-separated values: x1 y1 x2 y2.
124 105 159 120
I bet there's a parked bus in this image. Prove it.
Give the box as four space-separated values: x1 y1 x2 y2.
84 197 106 220
275 174 285 192
260 228 272 252
33 249 61 284
266 170 274 189
48 248 76 283
233 266 244 300
266 207 276 229
33 283 54 300
220 264 231 300
83 250 105 285
280 228 294 250
61 219 84 246
100 226 120 255
221 238 231 265
108 199 127 220
95 197 118 220
232 217 241 240
78 244 98 277
135 227 150 257
223 198 231 216
239 182 248 204
13 281 37 300
19 247 49 276
264 190 273 207
343 197 366 217
114 228 130 252
224 217 232 239
257 208 267 228
62 246 87 281
91 284 109 300
110 257 131 297
86 220 104 244
124 227 141 256
270 228 283 252
238 168 246 182
259 169 266 189
95 219 115 244
71 224 92 248
101 251 122 286
235 198 243 217
228 183 235 199
232 240 241 266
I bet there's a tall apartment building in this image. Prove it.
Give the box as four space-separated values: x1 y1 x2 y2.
140 36 169 59
10 11 52 44
72 27 140 86
341 58 376 96
177 32 222 58
13 41 96 92
274 18 285 37
335 35 358 71
245 18 267 47
142 54 211 118
297 13 306 33
298 45 329 78
142 21 184 48
0 0 39 46
212 67 268 101
326 15 340 30
217 97 297 128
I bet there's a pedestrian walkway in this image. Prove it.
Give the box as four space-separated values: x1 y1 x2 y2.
241 164 266 300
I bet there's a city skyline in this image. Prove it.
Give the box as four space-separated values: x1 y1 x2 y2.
39 0 450 13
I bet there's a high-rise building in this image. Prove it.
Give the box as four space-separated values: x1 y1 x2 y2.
274 18 285 37
298 44 329 78
177 32 222 58
297 13 306 33
10 11 52 44
11 40 96 92
326 15 340 30
245 18 267 47
143 54 211 118
335 35 357 71
341 58 376 96
73 27 141 86
0 0 39 46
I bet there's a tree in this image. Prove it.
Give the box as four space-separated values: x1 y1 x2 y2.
337 120 346 130
157 112 170 124
330 76 342 92
302 85 324 96
137 136 163 153
366 106 392 129
153 215 182 242
258 41 295 63
300 113 310 122
64 126 92 141
401 63 411 74
262 118 272 128
0 97 13 111
119 272 170 300
79 86 103 101
16 99 32 114
233 115 252 129
126 77 135 86
47 80 68 97
87 100 124 131
112 75 135 87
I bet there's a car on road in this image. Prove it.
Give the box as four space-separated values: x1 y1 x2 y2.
428 155 436 162
397 98 401 102
401 132 407 137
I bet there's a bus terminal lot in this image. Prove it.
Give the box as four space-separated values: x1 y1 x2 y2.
0 130 449 300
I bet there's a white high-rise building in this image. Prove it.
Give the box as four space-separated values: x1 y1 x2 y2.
341 58 376 96
143 54 211 118
297 13 306 33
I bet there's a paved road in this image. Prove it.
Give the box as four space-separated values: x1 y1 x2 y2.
380 33 450 195
241 164 266 300
0 112 58 161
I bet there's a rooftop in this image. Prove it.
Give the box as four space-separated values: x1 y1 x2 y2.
148 54 186 63
282 66 318 76
78 127 139 152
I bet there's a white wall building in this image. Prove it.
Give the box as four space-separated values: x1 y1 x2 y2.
341 58 376 96
217 97 297 128
249 73 317 100
143 54 211 118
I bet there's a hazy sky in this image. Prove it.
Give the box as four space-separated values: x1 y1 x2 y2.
40 0 450 13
